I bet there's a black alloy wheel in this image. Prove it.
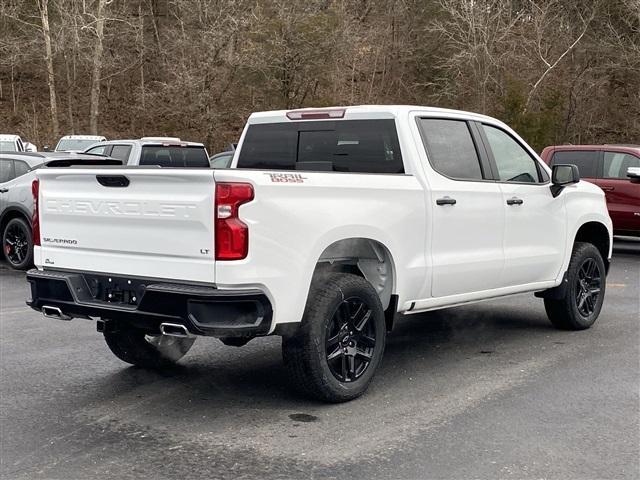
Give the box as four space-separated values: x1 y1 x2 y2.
325 297 377 382
2 217 33 270
575 258 602 318
282 273 387 402
544 242 606 331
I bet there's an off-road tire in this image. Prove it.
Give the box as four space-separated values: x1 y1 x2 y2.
282 273 386 403
104 325 195 368
544 242 606 330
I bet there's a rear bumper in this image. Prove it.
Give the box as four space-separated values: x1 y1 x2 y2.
26 269 273 338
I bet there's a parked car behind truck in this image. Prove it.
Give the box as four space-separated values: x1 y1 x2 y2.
84 137 209 167
27 106 612 402
1 152 120 269
0 134 37 153
54 135 106 152
541 144 640 236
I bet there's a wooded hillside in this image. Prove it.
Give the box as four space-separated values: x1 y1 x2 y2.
1 0 638 153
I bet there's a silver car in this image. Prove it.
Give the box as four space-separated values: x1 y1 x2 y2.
0 152 119 269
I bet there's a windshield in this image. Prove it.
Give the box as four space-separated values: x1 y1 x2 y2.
56 139 102 151
0 141 17 152
140 145 209 167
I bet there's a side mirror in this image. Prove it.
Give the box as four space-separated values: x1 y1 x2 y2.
43 145 51 152
627 167 640 184
551 164 580 197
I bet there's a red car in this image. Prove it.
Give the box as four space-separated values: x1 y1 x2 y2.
540 144 640 236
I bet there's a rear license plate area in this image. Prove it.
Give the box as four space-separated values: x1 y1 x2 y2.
83 274 145 306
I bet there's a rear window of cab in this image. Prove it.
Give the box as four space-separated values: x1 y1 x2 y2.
236 120 404 174
140 146 209 168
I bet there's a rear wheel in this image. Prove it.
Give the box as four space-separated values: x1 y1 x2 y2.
104 325 195 368
2 217 33 270
544 242 606 330
282 273 386 402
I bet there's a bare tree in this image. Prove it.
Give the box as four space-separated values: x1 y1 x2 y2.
0 0 638 151
523 2 596 114
36 0 60 138
87 0 108 135
431 0 524 113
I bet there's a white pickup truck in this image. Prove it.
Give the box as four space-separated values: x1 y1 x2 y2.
26 106 612 402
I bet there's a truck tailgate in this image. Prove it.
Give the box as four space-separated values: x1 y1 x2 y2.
35 168 216 284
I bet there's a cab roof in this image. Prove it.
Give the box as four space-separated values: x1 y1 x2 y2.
545 144 640 154
248 105 500 125
59 135 106 140
91 138 205 147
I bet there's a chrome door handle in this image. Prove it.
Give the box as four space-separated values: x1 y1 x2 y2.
0 188 8 193
600 186 614 192
436 196 457 206
506 197 524 205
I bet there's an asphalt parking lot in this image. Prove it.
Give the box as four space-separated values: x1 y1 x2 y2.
1 240 638 480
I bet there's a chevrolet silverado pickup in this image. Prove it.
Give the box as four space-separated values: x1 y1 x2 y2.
26 106 613 402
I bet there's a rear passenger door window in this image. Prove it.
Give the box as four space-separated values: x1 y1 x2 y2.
86 145 111 156
0 160 15 183
109 145 132 162
13 160 30 178
603 152 640 179
482 125 541 183
417 118 484 180
551 150 599 178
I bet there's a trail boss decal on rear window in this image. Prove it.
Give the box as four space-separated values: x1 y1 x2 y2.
265 173 307 183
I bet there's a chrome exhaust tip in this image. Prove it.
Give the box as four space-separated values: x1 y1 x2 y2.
42 305 72 321
159 322 191 337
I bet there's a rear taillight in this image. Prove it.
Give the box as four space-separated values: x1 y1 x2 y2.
215 182 254 260
32 179 40 246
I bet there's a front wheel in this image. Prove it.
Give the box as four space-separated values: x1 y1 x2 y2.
104 325 195 368
282 273 386 403
544 242 606 330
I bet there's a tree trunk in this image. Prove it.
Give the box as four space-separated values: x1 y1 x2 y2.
37 0 59 139
89 0 107 135
63 53 75 134
138 4 146 134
